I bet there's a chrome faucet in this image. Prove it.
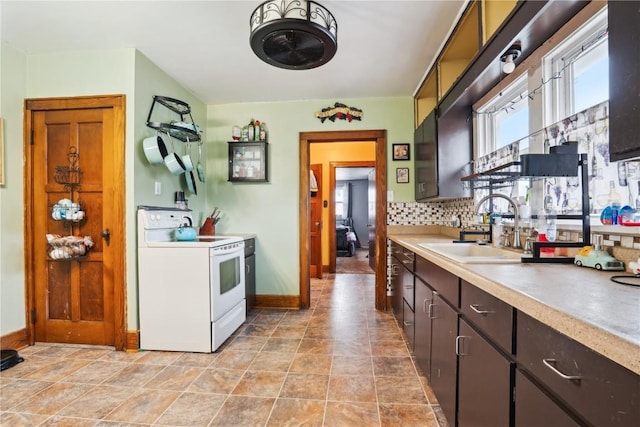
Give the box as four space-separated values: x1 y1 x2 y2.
474 193 522 249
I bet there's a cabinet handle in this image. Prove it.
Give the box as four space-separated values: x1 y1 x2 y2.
469 304 493 315
428 303 435 319
403 320 413 326
423 298 432 313
542 359 582 381
391 265 399 276
456 336 469 356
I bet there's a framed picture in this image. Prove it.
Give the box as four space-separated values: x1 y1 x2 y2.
396 167 409 183
392 143 410 161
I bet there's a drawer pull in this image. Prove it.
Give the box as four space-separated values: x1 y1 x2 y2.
403 320 413 327
456 336 469 356
469 304 493 315
423 298 432 313
428 303 435 319
542 359 582 381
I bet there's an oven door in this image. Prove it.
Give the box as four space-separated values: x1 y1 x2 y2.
210 243 246 321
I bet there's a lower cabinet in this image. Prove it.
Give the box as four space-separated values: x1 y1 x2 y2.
515 369 581 427
389 252 403 327
517 311 640 426
457 319 513 427
403 299 415 350
430 291 458 426
414 277 434 379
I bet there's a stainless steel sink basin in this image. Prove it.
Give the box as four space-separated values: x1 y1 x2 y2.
418 242 523 264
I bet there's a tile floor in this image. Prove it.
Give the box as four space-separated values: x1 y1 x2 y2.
0 273 446 426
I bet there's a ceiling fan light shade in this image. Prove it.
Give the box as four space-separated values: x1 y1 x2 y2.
250 0 338 70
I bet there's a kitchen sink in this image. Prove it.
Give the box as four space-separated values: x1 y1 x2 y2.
418 242 524 264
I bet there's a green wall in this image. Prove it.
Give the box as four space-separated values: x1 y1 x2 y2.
207 97 414 297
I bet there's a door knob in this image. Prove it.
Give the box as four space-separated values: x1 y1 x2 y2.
101 229 110 246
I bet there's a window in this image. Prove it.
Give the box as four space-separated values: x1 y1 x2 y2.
335 184 345 219
476 73 529 158
544 8 608 122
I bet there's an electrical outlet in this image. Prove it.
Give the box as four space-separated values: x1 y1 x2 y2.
154 181 161 195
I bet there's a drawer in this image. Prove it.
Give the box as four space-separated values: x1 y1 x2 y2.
416 256 459 307
460 280 513 354
517 311 640 426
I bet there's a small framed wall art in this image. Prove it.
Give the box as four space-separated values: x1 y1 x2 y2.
396 167 409 183
392 143 410 161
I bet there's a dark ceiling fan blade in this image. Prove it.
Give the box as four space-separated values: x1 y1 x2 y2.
263 30 325 67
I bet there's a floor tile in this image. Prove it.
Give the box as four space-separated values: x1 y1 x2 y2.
372 356 416 377
102 363 165 388
57 385 134 419
143 365 204 390
327 375 376 403
324 401 380 427
171 351 217 368
370 340 411 357
188 368 243 394
154 392 226 426
267 398 325 427
60 360 127 384
104 388 179 424
209 395 275 427
331 355 373 376
375 376 429 404
0 379 53 410
248 351 294 372
232 370 286 397
296 338 334 354
225 335 268 352
212 350 257 370
379 403 439 427
134 351 182 365
0 412 56 427
23 358 91 382
289 353 332 375
262 337 301 353
280 373 329 400
12 382 94 415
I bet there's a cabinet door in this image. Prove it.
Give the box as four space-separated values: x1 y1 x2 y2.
403 300 415 350
515 369 580 427
458 319 513 427
389 255 403 327
414 278 433 379
228 142 268 182
415 111 437 200
430 292 458 426
245 253 256 311
608 0 640 161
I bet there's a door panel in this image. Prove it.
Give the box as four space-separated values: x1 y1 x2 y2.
31 106 116 346
310 164 323 278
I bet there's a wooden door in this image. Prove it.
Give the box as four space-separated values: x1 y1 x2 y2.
26 96 126 349
310 164 323 278
367 168 376 271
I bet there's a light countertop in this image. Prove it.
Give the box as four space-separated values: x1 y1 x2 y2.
389 232 640 375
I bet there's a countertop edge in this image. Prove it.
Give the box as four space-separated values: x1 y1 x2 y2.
389 233 640 375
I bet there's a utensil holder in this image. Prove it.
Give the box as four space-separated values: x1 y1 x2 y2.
200 217 215 235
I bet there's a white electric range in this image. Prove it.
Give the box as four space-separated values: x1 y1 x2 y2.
137 206 246 352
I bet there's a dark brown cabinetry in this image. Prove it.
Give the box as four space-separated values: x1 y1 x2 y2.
429 291 458 425
514 369 581 427
457 319 513 427
414 277 434 379
517 311 640 426
414 108 471 201
228 141 268 182
244 238 256 312
608 0 640 161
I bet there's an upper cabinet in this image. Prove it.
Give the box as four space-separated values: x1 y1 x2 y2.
481 0 518 44
437 1 480 101
608 1 640 162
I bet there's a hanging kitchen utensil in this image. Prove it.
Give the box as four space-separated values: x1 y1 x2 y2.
197 141 205 183
163 132 186 175
181 138 194 172
185 170 197 195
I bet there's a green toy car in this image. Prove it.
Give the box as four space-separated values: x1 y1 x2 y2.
574 246 624 271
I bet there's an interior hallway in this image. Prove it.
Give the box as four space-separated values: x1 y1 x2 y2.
0 274 446 426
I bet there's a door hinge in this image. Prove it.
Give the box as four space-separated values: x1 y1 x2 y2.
31 308 36 324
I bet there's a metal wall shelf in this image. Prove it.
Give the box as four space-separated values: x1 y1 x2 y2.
145 95 201 142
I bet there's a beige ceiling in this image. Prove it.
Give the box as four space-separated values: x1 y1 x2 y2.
1 0 466 105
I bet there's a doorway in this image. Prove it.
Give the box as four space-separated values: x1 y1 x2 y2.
24 95 127 350
299 130 387 311
331 163 375 274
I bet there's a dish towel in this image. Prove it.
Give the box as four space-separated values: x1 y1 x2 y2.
310 170 319 193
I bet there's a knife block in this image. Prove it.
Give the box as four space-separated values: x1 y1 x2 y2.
200 217 215 235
